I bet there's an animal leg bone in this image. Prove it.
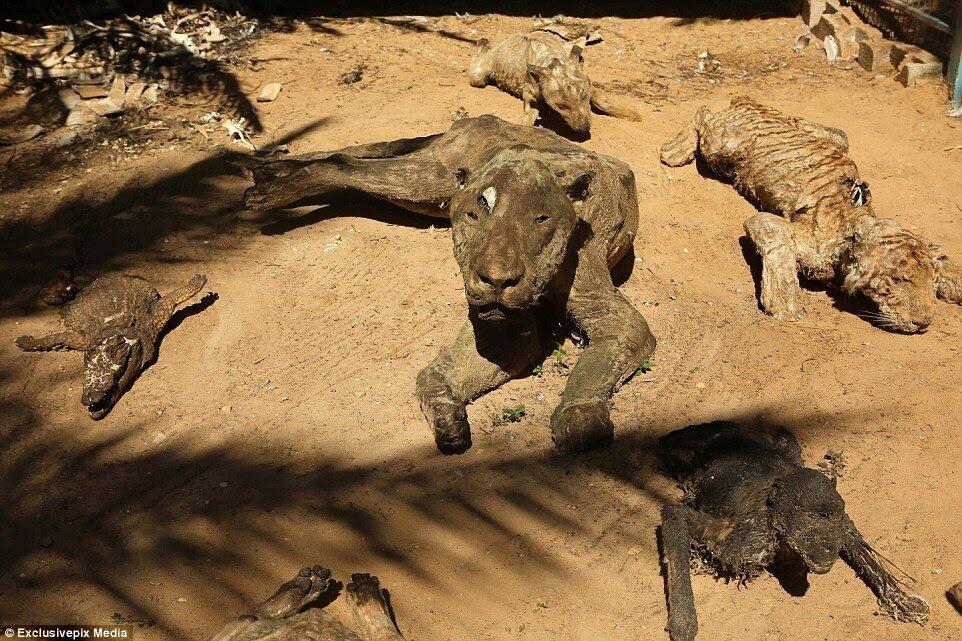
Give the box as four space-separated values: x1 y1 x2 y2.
346 574 403 641
744 213 802 320
840 517 930 623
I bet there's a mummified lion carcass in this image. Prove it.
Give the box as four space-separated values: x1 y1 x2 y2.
661 97 961 333
468 30 645 135
658 421 929 641
242 115 656 455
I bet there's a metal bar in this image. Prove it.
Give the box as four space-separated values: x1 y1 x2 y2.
876 0 954 34
950 0 962 109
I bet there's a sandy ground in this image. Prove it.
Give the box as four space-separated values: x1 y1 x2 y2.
1 9 961 641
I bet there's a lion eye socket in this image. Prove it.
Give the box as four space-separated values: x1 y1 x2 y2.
535 214 550 224
465 211 479 222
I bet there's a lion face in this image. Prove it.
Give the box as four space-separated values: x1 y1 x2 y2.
449 148 580 321
527 49 592 133
844 218 938 333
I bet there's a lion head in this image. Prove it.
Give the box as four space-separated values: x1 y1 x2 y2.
449 147 589 322
843 217 961 333
527 45 592 133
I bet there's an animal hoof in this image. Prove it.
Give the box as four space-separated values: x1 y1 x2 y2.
430 400 472 455
550 399 613 454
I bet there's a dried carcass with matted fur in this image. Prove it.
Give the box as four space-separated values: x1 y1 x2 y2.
658 421 929 641
468 31 643 134
241 114 655 456
16 274 208 419
661 96 961 333
211 567 402 641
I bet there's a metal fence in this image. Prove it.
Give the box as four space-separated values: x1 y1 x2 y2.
846 0 957 58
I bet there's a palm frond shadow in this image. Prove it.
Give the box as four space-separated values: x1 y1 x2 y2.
0 118 329 320
0 402 867 637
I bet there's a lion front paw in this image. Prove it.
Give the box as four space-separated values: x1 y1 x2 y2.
427 399 472 455
550 399 614 454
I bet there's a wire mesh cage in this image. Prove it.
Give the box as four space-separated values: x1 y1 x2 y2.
846 0 957 58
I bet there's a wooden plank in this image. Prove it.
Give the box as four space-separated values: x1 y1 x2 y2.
950 0 962 108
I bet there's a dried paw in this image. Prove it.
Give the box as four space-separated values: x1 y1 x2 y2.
429 399 472 455
550 398 613 454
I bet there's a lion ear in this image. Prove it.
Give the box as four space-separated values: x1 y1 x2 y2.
526 63 547 80
931 244 962 304
565 171 593 202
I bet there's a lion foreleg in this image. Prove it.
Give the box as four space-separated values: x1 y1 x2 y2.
416 314 542 454
552 253 656 454
744 212 802 320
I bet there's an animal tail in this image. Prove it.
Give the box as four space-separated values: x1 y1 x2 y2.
589 84 646 122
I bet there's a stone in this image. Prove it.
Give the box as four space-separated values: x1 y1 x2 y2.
891 44 943 69
65 103 100 126
257 82 282 102
85 98 124 116
948 581 962 611
125 81 147 106
811 12 850 40
0 124 43 145
142 84 160 104
801 0 828 27
897 61 943 87
108 75 126 106
858 39 894 73
74 84 108 99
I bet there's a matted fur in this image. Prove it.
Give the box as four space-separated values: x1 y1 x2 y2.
468 30 643 134
661 96 961 332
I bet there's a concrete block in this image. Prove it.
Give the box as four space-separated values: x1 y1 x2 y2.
858 39 894 72
897 61 943 86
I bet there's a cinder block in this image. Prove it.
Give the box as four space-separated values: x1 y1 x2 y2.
858 39 894 72
897 61 943 86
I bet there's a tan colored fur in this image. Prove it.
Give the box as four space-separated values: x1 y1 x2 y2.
661 97 961 333
468 31 643 133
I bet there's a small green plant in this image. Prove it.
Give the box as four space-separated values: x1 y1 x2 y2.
531 364 543 377
501 404 526 423
636 357 654 375
550 347 570 374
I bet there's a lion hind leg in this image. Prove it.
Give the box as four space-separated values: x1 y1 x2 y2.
660 106 709 167
744 212 802 320
346 574 403 641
